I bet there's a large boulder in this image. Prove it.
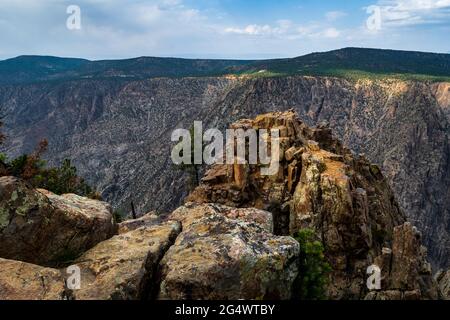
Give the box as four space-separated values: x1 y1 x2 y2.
0 176 117 266
0 258 69 300
168 202 273 233
157 203 299 300
72 221 181 300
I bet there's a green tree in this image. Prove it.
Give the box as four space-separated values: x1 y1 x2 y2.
32 158 96 197
2 137 98 198
293 228 332 300
176 126 202 189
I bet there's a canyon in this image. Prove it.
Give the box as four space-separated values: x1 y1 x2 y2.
0 49 449 271
0 111 442 299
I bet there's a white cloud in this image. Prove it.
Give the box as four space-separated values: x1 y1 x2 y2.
0 0 447 59
0 0 218 59
373 0 450 27
321 27 341 38
225 24 273 35
224 20 342 40
224 20 293 36
325 11 347 21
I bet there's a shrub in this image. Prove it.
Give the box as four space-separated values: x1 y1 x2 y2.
113 209 127 223
293 228 332 300
174 126 201 189
3 139 99 199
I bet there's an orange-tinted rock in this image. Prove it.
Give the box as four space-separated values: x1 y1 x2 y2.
187 110 437 300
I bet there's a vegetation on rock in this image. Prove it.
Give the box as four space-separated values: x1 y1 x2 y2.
293 229 331 300
175 126 202 190
0 115 98 199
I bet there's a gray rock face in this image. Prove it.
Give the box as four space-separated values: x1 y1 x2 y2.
0 198 298 300
73 221 181 300
158 203 299 300
1 77 449 269
365 223 438 300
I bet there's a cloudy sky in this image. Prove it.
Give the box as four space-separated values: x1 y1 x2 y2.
0 0 449 60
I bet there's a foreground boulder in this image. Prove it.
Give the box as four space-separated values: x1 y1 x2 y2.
158 203 299 300
0 258 69 300
168 202 273 233
0 176 116 266
0 221 181 300
188 111 437 299
72 221 181 300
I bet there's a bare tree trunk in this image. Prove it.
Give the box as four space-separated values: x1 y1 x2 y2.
131 200 137 219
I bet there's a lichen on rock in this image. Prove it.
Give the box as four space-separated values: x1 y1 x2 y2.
187 110 437 300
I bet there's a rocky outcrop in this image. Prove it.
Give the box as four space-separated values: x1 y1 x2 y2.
0 176 116 266
365 223 438 300
0 171 299 300
0 110 442 300
1 76 449 270
0 220 181 300
0 258 69 300
72 221 181 300
158 203 299 300
188 111 437 299
436 269 450 300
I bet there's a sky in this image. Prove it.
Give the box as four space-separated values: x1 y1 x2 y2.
0 0 449 60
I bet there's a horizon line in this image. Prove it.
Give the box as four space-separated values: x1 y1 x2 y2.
1 47 450 63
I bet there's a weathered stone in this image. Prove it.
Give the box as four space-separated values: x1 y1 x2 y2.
0 177 116 266
188 111 437 300
390 223 424 290
284 146 297 162
307 140 320 151
73 221 181 300
436 269 450 300
287 160 298 193
0 258 69 300
157 208 299 300
169 203 273 233
233 162 248 189
118 212 159 234
364 290 403 300
202 165 230 184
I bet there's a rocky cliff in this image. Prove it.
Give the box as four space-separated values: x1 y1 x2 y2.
188 111 438 299
0 111 441 300
1 76 449 271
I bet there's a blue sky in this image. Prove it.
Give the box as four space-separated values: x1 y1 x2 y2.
0 0 449 60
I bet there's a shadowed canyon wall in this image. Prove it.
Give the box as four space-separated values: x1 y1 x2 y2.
1 76 449 268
